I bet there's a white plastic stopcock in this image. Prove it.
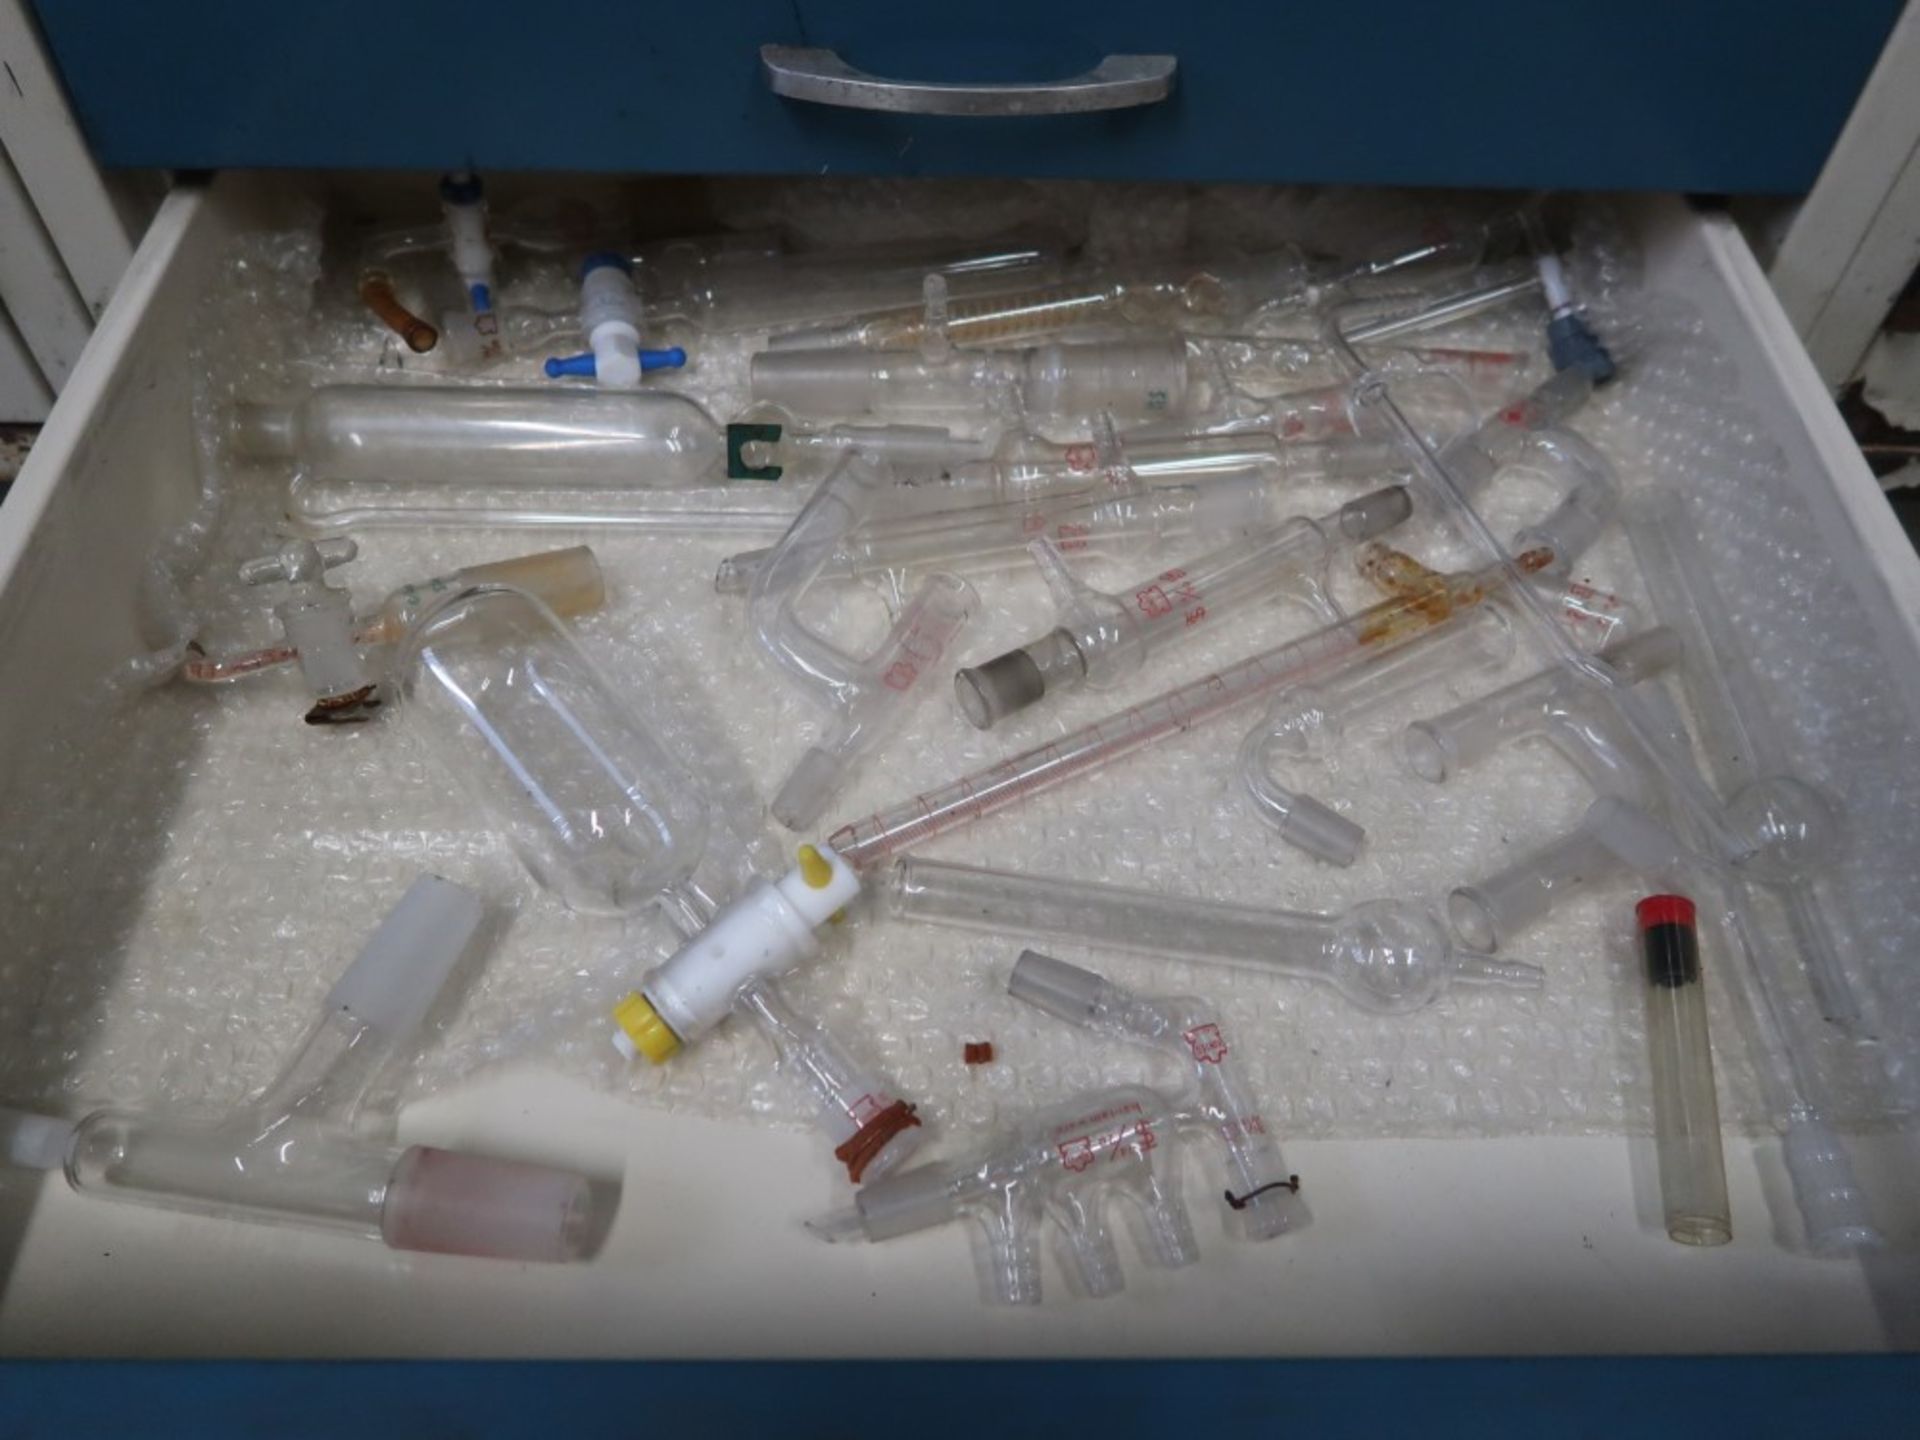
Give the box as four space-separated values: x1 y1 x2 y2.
634 845 861 1048
580 259 644 388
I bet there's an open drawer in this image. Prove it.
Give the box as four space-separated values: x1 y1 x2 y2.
0 173 1916 1356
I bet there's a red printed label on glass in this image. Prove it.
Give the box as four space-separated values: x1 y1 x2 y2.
1184 1023 1229 1064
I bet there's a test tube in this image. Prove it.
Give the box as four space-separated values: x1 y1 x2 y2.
1636 894 1732 1247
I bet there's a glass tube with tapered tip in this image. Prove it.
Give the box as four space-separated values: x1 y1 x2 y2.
750 335 1191 426
1636 894 1732 1246
886 858 1543 1015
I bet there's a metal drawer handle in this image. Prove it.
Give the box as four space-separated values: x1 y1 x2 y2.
759 46 1175 117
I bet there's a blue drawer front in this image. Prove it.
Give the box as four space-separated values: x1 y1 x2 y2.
30 1 1903 192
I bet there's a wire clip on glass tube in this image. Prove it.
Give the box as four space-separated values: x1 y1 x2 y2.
542 253 687 386
747 453 978 830
954 486 1411 731
750 334 1191 427
886 858 1542 1014
0 876 607 1262
1239 606 1515 865
1636 894 1732 1246
393 583 922 1179
185 545 607 691
827 542 1556 871
806 1085 1205 1305
1007 952 1308 1240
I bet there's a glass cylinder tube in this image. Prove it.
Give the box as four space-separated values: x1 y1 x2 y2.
1637 894 1732 1246
234 385 726 490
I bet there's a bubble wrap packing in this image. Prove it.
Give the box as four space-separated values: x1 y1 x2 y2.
0 180 1912 1154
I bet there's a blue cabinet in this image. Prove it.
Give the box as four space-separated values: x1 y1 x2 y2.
29 1 1905 192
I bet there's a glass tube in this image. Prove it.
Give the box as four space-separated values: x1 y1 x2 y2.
1636 894 1732 1246
235 385 728 491
887 859 1541 1014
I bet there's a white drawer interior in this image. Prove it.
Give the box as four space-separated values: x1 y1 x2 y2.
0 173 1916 1356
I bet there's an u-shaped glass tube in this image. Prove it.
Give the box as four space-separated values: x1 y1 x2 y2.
1238 606 1516 865
746 454 978 829
392 583 924 1180
0 876 605 1261
885 858 1543 1014
954 486 1412 731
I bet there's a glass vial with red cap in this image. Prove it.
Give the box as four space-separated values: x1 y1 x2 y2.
1637 894 1732 1246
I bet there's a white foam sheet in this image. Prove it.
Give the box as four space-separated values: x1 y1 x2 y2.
0 181 1909 1169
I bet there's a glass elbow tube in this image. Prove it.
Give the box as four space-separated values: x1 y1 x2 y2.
955 486 1412 730
0 876 603 1262
1400 628 1683 799
887 858 1542 1014
746 454 978 829
1447 796 1693 954
750 335 1190 427
1007 951 1307 1241
810 1085 1199 1305
1239 606 1515 865
392 583 924 1180
1637 894 1732 1247
827 543 1557 870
